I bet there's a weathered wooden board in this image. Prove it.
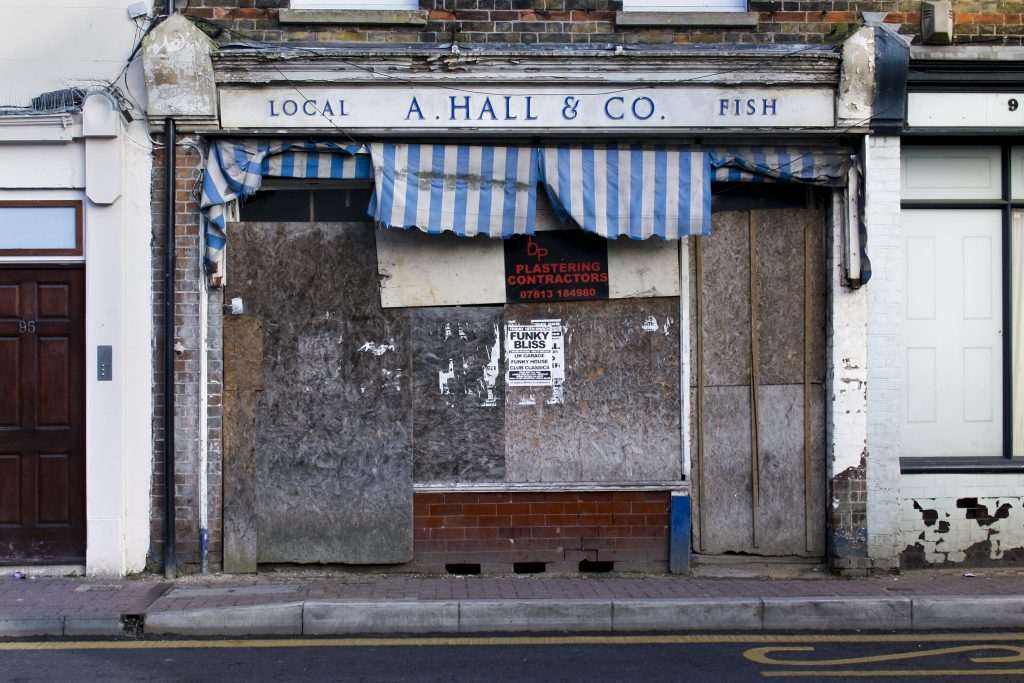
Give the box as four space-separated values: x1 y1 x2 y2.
376 228 506 308
226 222 413 564
756 384 827 557
698 211 752 388
504 297 681 482
222 316 263 573
754 207 827 386
408 306 506 482
692 205 828 558
698 385 754 553
377 194 680 308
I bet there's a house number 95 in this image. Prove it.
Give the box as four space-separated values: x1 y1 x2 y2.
19 320 36 333
1010 99 1019 111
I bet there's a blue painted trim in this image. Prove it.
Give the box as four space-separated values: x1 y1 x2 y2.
669 493 691 574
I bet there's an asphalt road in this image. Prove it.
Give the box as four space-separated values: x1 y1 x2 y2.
3 632 1024 682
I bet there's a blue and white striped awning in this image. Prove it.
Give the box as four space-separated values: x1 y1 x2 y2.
200 139 859 276
710 148 851 186
368 143 539 238
540 145 711 239
200 139 371 267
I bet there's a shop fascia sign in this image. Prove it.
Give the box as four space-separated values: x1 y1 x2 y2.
219 85 835 129
908 92 1024 128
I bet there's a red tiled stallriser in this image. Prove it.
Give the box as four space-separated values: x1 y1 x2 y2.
410 491 670 572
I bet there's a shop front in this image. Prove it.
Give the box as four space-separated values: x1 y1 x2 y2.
148 21 874 573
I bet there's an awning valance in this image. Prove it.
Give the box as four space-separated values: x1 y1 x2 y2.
200 140 371 266
200 139 860 276
368 143 539 238
540 145 711 239
710 147 852 186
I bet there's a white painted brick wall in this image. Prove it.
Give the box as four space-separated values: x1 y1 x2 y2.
828 183 867 478
865 135 903 567
900 474 1024 564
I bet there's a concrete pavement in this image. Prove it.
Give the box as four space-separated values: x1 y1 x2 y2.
2 569 1024 637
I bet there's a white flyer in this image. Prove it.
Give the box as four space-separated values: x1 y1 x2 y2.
504 319 565 388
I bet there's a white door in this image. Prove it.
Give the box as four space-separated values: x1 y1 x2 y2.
901 209 1003 457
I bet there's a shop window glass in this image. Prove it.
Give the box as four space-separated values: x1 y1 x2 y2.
902 146 1001 201
1011 148 1024 200
1014 210 1024 457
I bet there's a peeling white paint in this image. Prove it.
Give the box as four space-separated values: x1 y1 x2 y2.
380 368 402 392
662 316 674 337
358 341 395 356
438 359 456 395
480 325 501 407
900 490 1024 565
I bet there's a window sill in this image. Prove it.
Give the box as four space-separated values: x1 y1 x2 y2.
278 9 429 26
900 457 1024 474
615 11 759 28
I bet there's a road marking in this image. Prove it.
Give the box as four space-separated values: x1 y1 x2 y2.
745 644 1024 665
763 669 1024 677
2 633 1024 651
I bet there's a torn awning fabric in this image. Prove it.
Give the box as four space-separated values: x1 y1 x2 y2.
540 145 712 239
200 140 860 275
200 139 371 267
368 143 540 238
710 147 852 186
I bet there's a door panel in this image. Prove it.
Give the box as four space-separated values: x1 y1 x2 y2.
0 267 85 563
693 207 826 558
901 210 1002 457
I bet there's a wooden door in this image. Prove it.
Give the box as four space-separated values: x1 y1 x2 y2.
0 267 85 563
691 207 827 557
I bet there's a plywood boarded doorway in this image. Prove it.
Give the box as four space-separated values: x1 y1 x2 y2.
690 206 827 558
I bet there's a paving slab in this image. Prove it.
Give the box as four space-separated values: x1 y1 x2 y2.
458 599 613 632
143 602 303 636
0 617 64 637
612 598 763 631
762 597 913 631
305 600 460 635
63 615 126 637
912 595 1024 631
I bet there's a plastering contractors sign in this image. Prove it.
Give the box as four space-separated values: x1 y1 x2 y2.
505 320 565 388
219 85 835 129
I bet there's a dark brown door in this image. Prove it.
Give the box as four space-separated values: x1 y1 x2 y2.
0 267 85 563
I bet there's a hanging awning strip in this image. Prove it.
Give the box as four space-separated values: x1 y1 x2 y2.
710 147 852 187
201 140 859 273
540 145 711 239
200 139 371 267
368 143 540 238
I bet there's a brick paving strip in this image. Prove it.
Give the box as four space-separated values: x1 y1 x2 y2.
3 570 1024 637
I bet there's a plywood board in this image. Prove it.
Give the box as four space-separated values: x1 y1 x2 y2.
226 221 413 564
377 194 680 308
698 210 752 388
408 306 506 482
504 297 681 482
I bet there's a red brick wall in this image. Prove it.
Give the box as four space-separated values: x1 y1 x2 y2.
150 136 224 574
412 491 670 572
183 1 1024 47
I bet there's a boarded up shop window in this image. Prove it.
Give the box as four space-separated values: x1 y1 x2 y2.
226 186 683 486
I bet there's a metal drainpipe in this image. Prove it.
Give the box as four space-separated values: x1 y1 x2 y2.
164 116 177 580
